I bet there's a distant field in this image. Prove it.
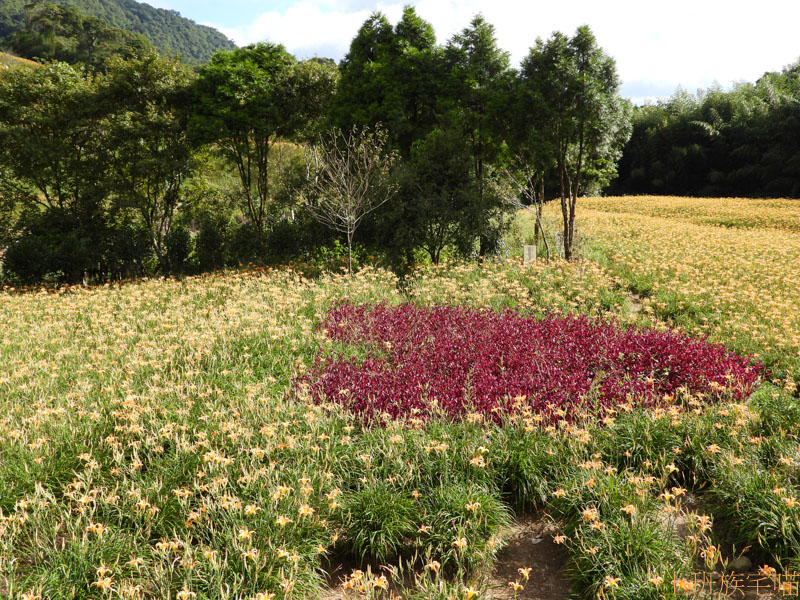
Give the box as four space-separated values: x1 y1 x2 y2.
532 196 800 389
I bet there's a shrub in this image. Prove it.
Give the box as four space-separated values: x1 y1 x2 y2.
164 224 194 274
423 483 510 571
106 221 152 279
228 221 263 265
2 209 104 283
195 216 231 271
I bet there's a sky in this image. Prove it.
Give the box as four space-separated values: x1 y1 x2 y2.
144 0 800 105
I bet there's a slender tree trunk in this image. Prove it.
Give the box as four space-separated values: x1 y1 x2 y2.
537 210 551 261
346 229 353 275
558 154 570 260
533 176 544 248
535 202 543 247
567 133 585 261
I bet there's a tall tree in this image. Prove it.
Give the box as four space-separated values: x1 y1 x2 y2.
396 127 483 265
100 53 195 274
0 61 107 216
521 26 631 259
330 7 442 157
387 6 443 156
328 12 396 134
0 61 115 282
508 70 558 249
445 15 512 257
190 43 337 247
612 59 800 198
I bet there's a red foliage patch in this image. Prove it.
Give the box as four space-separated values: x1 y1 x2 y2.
303 303 762 422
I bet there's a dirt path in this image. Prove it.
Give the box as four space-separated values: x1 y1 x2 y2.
320 513 573 600
487 514 572 600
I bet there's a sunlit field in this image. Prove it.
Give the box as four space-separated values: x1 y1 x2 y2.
2 197 800 600
537 196 800 391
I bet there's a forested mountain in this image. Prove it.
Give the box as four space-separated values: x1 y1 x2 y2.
0 0 235 64
2 3 154 70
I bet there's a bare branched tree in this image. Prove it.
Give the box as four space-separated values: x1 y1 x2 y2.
304 126 399 273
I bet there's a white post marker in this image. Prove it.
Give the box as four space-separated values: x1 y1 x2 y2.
523 245 537 265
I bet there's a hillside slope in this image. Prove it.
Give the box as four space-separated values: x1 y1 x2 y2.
0 0 235 64
0 51 41 69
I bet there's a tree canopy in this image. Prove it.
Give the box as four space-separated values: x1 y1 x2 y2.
190 43 338 246
518 26 632 259
611 60 800 198
0 11 651 284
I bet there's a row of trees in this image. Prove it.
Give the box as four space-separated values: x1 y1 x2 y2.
0 48 338 282
0 8 632 283
611 61 800 198
329 11 631 261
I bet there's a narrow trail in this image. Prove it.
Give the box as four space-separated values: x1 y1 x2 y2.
487 514 571 600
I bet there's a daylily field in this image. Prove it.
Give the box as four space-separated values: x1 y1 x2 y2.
1 196 800 600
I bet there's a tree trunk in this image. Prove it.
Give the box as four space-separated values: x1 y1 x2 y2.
346 229 353 275
558 156 570 260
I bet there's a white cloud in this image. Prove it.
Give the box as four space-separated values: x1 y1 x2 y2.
211 0 800 100
217 1 403 59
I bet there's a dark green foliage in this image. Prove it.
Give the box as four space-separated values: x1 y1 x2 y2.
335 10 516 267
100 52 196 274
0 0 26 39
0 61 107 215
444 15 515 259
2 208 152 284
106 219 151 278
0 56 196 281
3 208 107 283
3 1 153 71
164 223 193 274
228 222 263 265
191 44 337 247
2 231 51 283
195 216 231 271
0 0 235 64
611 61 800 197
329 13 396 133
331 7 443 158
0 60 119 281
0 11 640 283
383 128 485 265
265 216 337 263
443 15 510 181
